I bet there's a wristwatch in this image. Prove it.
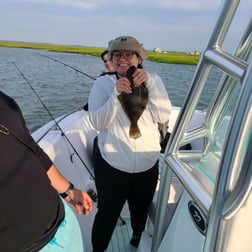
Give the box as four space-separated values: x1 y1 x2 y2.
60 182 74 198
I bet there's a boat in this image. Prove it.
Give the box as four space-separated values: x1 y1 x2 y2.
32 106 198 251
32 0 252 251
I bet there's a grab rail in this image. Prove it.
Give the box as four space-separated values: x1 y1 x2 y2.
151 1 251 251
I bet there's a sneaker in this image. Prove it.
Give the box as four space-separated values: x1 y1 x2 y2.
130 235 141 248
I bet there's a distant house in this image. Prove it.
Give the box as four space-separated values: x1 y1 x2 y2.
189 50 201 55
154 47 162 53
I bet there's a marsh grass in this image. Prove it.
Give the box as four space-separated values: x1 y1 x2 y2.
0 41 200 65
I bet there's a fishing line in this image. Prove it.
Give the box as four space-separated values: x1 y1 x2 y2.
12 61 95 181
36 53 96 80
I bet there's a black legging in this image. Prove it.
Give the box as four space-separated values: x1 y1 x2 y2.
92 146 158 252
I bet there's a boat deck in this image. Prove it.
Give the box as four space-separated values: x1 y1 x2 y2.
106 201 137 252
105 184 180 252
107 217 136 252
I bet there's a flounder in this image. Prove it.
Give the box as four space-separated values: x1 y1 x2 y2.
118 66 149 139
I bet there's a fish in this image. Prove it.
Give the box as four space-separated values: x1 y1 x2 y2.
118 65 149 139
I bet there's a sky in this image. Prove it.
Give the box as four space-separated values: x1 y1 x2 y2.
0 0 251 53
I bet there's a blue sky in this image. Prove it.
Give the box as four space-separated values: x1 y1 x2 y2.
0 0 251 52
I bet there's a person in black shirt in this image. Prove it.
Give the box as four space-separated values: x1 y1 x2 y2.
0 90 92 252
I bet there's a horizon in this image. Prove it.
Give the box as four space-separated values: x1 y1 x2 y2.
0 39 198 54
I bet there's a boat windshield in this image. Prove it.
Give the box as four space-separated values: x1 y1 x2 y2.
186 76 241 196
165 40 251 213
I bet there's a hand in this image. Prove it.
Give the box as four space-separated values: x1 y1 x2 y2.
132 68 148 87
66 188 93 215
116 77 132 94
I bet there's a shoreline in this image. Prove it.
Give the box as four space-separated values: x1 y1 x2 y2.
0 41 200 65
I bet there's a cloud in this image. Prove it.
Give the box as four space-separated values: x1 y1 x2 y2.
24 0 96 10
94 0 220 11
22 0 220 12
153 0 220 10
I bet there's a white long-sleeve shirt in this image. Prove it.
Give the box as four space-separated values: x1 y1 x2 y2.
88 72 171 173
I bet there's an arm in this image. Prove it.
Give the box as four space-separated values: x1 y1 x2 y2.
88 76 120 130
8 95 92 215
47 164 93 215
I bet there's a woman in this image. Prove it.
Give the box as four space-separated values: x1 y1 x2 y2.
100 49 115 73
88 36 172 251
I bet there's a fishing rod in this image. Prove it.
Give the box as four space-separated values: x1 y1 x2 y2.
14 61 126 223
36 53 96 80
12 61 96 182
12 62 127 221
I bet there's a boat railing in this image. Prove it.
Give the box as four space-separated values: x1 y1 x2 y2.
151 0 252 251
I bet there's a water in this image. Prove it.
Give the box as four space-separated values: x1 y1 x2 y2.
0 47 221 133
